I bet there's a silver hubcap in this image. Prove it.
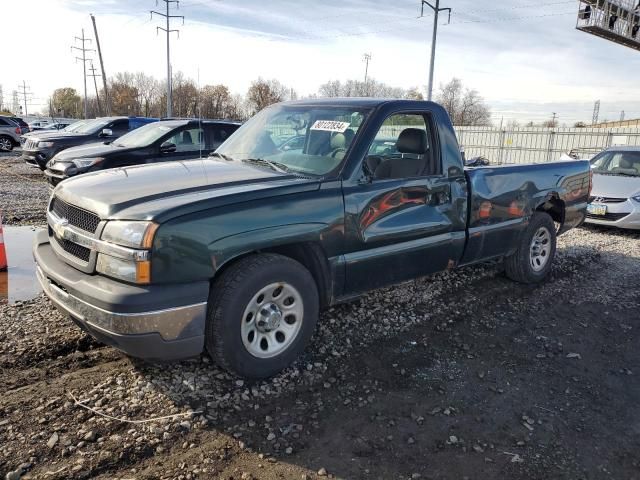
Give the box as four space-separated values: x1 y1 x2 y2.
530 226 551 272
0 138 11 151
241 282 304 358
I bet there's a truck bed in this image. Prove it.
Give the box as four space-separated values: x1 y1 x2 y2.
460 160 590 266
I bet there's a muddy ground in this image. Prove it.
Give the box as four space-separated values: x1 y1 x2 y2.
1 152 639 479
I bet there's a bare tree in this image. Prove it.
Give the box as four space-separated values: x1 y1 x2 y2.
318 79 407 98
246 78 288 114
134 72 159 117
436 78 491 126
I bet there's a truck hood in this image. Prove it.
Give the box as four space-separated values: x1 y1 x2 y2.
54 158 319 221
53 142 120 161
592 173 640 198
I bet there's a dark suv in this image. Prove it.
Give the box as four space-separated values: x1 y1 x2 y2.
22 116 158 170
44 119 241 186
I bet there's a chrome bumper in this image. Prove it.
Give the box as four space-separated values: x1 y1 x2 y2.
33 230 208 360
36 265 206 341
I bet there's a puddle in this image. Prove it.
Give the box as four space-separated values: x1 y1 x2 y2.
0 226 42 304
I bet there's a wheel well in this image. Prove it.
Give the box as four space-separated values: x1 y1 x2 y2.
536 195 565 226
212 242 333 308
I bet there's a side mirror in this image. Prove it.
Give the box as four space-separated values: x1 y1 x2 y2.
160 141 177 153
100 128 113 137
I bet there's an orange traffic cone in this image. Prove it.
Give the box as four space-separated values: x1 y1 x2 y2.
0 213 7 271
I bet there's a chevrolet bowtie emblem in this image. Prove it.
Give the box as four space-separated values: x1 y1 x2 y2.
53 218 69 238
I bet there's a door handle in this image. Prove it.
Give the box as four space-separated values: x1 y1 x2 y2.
427 185 451 206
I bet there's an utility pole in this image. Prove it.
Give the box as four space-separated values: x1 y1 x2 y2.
151 0 184 117
592 100 600 125
17 81 32 117
88 62 103 116
91 14 111 115
420 0 451 101
551 112 558 126
620 110 625 122
72 29 94 119
363 53 371 84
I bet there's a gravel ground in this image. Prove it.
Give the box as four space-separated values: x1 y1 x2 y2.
0 151 50 226
1 222 639 479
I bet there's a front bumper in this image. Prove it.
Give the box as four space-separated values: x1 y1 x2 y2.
585 199 640 230
33 229 208 360
22 149 50 168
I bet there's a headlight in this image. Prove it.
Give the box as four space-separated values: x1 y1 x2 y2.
96 254 151 284
38 141 54 148
101 221 158 249
72 157 104 168
632 195 640 203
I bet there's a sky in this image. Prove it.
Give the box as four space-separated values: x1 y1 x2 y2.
3 0 640 125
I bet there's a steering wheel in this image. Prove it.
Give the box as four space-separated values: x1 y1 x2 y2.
331 148 347 159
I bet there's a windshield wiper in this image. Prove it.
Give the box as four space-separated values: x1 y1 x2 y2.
242 158 290 173
209 152 234 161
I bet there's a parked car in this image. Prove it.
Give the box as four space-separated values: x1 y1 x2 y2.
29 119 50 130
34 99 590 378
20 120 86 145
44 119 241 186
0 117 23 151
22 116 158 170
9 117 30 135
585 146 640 229
33 121 72 131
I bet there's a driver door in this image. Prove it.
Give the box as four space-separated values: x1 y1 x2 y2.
342 111 466 293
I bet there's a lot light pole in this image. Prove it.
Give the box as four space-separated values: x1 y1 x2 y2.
151 0 184 118
421 0 451 101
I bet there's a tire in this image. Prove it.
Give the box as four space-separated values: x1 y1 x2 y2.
206 253 319 379
0 136 13 152
505 212 557 284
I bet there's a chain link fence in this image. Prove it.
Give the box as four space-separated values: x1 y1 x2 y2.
455 126 640 164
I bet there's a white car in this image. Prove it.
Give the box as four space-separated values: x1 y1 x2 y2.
586 147 640 230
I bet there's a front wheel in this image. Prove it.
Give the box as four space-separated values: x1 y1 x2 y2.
206 254 319 379
505 212 557 284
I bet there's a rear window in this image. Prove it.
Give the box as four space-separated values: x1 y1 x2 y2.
11 118 29 127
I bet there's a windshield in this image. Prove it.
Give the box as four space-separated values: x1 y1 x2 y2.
62 121 87 132
591 150 640 176
216 104 369 176
72 118 112 135
114 122 175 148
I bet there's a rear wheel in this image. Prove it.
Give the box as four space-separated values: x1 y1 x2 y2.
505 212 557 284
0 136 13 152
206 253 319 379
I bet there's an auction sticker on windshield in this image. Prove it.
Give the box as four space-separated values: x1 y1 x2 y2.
310 120 351 133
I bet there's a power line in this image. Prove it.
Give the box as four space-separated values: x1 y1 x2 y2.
91 14 111 115
151 0 184 117
17 81 33 117
421 0 451 101
363 53 372 84
72 29 95 119
88 61 103 116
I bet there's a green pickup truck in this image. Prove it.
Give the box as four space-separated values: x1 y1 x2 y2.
34 99 591 378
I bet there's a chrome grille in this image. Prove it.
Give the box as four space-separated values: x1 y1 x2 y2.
50 197 100 234
25 139 38 150
588 196 627 204
587 212 630 222
54 235 91 262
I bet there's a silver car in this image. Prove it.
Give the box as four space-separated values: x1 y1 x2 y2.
0 116 22 151
586 146 640 230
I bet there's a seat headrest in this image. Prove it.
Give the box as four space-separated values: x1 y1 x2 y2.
331 133 346 149
619 158 632 169
397 128 428 154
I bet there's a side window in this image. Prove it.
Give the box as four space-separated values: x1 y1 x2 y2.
210 126 231 149
366 113 436 180
166 127 205 153
108 119 130 136
0 119 9 126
